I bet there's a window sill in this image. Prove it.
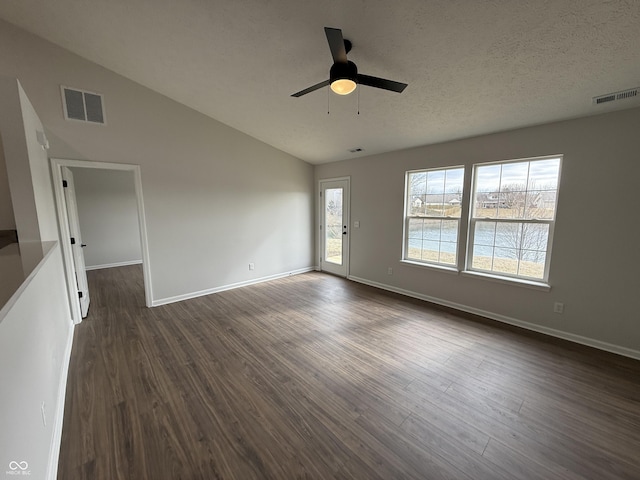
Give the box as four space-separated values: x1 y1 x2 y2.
400 260 459 275
461 270 551 291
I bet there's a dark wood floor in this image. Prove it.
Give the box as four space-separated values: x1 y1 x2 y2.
58 265 640 479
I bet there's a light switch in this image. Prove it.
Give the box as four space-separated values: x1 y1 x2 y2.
354 221 360 228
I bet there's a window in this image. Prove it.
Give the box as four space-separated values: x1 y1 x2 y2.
469 156 561 281
404 166 465 266
402 156 562 285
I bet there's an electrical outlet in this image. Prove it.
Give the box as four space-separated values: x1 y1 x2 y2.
41 402 46 427
387 267 393 275
249 263 255 271
553 302 564 314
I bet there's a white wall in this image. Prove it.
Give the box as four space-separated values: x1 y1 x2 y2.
0 77 44 243
0 243 73 480
0 77 58 243
71 167 142 269
18 83 60 243
0 77 61 276
316 107 640 357
0 19 315 304
0 79 73 480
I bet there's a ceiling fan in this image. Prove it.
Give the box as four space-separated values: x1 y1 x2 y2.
291 27 408 98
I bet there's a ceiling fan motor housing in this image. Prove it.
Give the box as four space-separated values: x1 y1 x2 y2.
330 61 358 83
291 27 407 97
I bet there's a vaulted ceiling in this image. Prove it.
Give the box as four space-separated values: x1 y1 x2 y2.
1 0 639 164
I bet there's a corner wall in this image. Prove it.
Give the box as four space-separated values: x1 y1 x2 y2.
316 107 640 357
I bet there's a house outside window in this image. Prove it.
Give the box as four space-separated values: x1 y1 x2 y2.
468 156 562 282
404 167 465 267
402 155 562 285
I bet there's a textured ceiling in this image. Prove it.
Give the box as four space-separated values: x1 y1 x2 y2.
1 0 639 164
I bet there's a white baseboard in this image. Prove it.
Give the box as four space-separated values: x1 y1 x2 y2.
348 275 640 361
85 260 142 271
152 267 316 307
46 322 74 480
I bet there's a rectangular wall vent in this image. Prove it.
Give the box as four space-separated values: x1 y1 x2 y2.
61 86 106 124
593 87 639 106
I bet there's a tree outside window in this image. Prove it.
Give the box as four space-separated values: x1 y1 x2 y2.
469 157 561 281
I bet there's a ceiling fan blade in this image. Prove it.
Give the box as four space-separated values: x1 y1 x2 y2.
291 79 331 97
324 27 348 63
357 74 408 93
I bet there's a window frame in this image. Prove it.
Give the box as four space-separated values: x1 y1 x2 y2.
466 155 562 283
402 165 466 269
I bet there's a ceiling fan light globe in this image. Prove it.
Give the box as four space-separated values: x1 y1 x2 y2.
331 79 357 95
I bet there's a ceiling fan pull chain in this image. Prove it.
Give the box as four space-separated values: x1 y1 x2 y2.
327 86 330 115
357 86 360 115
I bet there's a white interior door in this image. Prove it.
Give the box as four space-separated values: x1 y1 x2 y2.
320 178 350 277
61 167 90 317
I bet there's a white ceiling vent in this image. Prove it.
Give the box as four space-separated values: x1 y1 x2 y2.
592 87 638 106
61 86 106 124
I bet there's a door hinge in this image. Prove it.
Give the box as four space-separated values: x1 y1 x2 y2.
63 180 68 188
70 237 76 245
78 291 83 298
320 191 322 197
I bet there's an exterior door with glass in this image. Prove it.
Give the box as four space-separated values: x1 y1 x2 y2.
320 178 350 276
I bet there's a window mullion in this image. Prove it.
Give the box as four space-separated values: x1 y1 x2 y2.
480 218 552 225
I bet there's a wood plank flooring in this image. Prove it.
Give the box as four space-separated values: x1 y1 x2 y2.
58 266 640 479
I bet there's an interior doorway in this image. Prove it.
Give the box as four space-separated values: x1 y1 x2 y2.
51 158 152 323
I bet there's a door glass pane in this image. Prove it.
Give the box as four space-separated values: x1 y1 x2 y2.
325 188 343 265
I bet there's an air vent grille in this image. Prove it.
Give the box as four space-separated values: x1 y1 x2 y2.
61 86 106 124
616 89 638 101
593 87 639 106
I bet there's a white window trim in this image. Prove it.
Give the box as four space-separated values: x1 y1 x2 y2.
400 259 459 275
461 270 551 291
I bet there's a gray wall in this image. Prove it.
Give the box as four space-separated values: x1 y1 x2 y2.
316 108 640 356
0 144 15 229
0 19 315 304
71 168 142 269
